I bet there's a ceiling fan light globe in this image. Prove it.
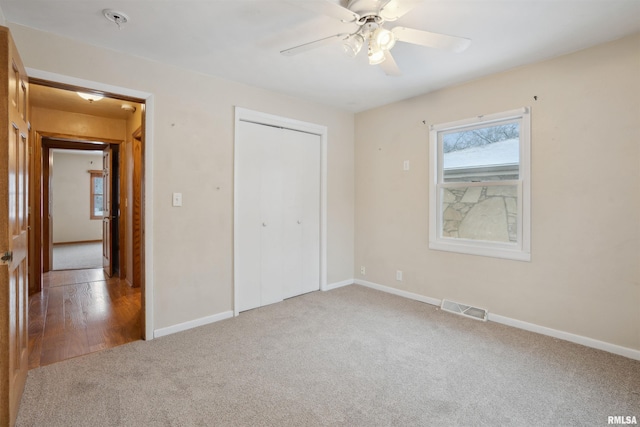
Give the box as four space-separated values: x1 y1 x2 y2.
368 48 386 65
374 28 396 51
342 34 364 57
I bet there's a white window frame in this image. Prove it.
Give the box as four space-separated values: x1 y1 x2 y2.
429 107 531 261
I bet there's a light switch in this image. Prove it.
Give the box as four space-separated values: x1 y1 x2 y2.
172 192 182 207
403 160 410 171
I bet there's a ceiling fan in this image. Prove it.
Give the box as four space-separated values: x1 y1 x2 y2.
280 0 471 76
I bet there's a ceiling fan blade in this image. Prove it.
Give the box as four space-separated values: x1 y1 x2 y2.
280 33 348 56
379 0 424 21
392 27 471 53
287 0 360 23
379 50 402 76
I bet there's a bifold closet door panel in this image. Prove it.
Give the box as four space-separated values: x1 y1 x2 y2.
281 130 321 299
259 130 285 307
236 121 284 311
300 134 321 295
281 131 303 300
236 122 265 312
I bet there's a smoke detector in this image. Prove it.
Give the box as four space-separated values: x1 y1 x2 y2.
103 9 129 29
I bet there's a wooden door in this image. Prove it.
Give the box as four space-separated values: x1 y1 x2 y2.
0 26 30 427
43 147 53 272
132 130 143 288
102 147 112 277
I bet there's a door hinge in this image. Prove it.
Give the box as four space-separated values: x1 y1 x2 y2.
1 251 13 265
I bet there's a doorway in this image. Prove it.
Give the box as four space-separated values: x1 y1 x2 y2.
27 80 147 365
45 146 116 273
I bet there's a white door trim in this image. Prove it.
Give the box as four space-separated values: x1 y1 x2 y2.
26 68 155 340
233 107 328 316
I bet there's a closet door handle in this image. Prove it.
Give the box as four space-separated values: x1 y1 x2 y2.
297 220 301 225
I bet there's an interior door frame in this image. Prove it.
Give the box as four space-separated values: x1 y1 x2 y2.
131 127 144 293
38 137 121 276
233 107 328 317
27 68 155 340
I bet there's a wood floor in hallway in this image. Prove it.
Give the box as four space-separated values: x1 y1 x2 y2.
28 268 142 369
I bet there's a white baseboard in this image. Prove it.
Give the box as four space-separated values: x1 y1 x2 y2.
154 310 234 338
354 279 442 307
353 279 640 361
488 313 640 361
323 279 354 291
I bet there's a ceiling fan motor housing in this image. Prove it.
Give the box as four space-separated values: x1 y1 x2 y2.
347 0 386 18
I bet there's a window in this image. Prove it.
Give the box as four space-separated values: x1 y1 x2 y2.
429 107 530 261
90 170 104 220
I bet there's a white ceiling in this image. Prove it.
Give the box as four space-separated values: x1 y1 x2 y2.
2 0 639 112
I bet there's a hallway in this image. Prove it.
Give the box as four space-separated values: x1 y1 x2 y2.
28 269 141 368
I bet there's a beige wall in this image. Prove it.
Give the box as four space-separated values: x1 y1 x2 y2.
355 34 640 350
9 24 355 331
51 151 103 243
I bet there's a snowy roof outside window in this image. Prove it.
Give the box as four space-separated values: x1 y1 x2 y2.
444 138 519 169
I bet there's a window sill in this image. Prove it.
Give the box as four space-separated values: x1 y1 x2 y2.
429 240 531 262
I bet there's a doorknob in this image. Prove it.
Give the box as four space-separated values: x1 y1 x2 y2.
297 220 301 224
1 251 12 265
262 222 267 227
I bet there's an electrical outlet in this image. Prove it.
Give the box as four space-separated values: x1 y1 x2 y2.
396 270 403 281
360 266 366 275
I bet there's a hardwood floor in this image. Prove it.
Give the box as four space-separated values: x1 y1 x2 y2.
28 269 141 369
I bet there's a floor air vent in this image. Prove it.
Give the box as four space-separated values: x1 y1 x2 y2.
440 299 488 322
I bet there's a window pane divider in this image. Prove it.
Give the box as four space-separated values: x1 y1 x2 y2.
438 180 521 189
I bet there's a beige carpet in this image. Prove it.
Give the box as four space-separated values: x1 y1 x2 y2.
53 241 102 270
17 285 640 426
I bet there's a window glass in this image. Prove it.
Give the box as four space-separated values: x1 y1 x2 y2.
93 176 103 194
440 185 518 243
94 194 104 217
442 121 519 182
90 172 104 219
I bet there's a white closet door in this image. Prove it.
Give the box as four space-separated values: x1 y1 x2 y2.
236 120 320 312
281 131 303 300
281 130 321 299
235 122 264 312
300 133 321 295
236 121 284 311
259 128 285 307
